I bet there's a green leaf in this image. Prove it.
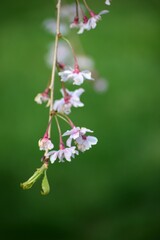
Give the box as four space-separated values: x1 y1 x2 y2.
41 170 50 195
20 163 47 190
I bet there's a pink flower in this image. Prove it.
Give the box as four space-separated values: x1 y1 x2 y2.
47 146 79 163
70 16 80 29
63 127 98 152
34 89 50 105
87 10 109 30
78 16 90 34
59 65 93 85
76 135 98 152
53 88 85 115
38 137 54 151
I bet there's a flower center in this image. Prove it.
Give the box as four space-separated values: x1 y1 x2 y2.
82 135 87 140
64 94 71 103
83 16 88 24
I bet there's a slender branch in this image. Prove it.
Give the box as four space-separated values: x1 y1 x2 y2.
55 115 63 145
60 113 75 128
57 113 71 125
62 36 78 65
48 0 61 138
75 0 79 17
83 0 91 12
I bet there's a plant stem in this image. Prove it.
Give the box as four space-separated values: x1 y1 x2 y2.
48 0 61 138
83 0 91 12
75 0 79 17
55 115 63 145
62 36 78 65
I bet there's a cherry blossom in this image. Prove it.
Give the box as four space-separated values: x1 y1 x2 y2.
87 10 109 30
77 16 90 34
47 146 79 163
63 127 98 152
38 137 54 151
59 66 93 85
53 88 85 114
76 135 98 152
34 89 50 105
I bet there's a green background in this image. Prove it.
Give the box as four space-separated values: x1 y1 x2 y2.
0 0 160 239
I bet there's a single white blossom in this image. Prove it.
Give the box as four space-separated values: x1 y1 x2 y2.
38 137 54 151
76 135 98 152
63 127 98 152
59 68 93 86
87 10 109 30
105 0 111 5
48 146 79 163
53 88 84 115
78 21 90 34
34 92 49 105
54 99 72 115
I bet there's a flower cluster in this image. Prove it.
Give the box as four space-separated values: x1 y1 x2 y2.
70 1 110 34
21 0 111 195
44 3 111 93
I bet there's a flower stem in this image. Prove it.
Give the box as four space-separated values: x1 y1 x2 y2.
60 113 75 128
75 0 79 18
48 0 62 138
83 0 92 12
62 36 78 66
57 113 71 125
55 115 63 145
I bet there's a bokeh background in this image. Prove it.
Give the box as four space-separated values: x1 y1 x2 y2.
0 0 160 239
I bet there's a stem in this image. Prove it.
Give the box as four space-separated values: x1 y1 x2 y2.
60 113 75 128
55 115 63 145
43 114 53 138
61 82 68 97
57 113 71 125
75 0 79 18
83 0 92 12
48 0 61 138
62 36 78 66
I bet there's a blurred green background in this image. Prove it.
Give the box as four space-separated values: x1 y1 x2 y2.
0 0 160 239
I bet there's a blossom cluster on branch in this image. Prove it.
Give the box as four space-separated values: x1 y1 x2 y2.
21 0 111 195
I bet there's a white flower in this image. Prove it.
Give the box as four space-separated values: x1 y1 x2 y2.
87 10 109 30
105 0 111 5
76 135 98 152
53 88 84 115
78 16 90 34
54 99 72 115
38 137 54 151
48 146 79 163
34 92 49 105
78 21 90 34
63 127 98 152
59 68 93 86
